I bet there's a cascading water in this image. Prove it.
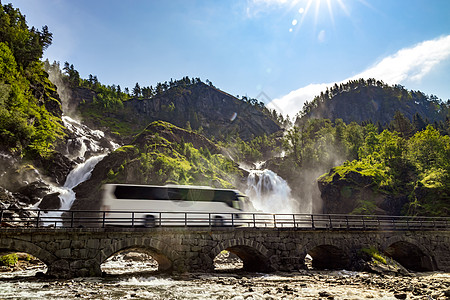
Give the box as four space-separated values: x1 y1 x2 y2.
245 168 299 214
40 116 119 226
42 154 107 226
62 116 120 161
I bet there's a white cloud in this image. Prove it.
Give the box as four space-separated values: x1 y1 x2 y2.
270 35 450 116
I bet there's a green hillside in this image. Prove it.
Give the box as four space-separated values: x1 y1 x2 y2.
0 3 64 158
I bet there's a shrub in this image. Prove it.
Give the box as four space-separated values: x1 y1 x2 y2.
0 253 18 266
361 247 387 265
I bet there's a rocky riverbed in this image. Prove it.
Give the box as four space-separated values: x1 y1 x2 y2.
0 252 449 299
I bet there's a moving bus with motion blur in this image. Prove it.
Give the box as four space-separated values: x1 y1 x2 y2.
101 184 248 227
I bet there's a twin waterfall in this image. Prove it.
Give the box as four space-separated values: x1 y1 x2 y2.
42 118 300 221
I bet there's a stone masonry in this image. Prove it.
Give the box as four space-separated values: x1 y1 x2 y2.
0 227 449 278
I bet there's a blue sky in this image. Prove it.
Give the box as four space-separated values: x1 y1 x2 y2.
8 0 450 116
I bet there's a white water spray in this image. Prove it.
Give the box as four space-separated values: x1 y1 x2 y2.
245 169 299 214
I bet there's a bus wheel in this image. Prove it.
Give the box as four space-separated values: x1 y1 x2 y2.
144 215 156 228
213 216 224 227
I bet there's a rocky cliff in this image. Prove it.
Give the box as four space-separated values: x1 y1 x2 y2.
297 81 449 125
73 83 282 141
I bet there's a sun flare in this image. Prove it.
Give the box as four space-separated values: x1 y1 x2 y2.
288 0 350 32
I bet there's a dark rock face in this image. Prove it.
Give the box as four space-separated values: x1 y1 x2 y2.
33 152 75 185
124 83 282 141
299 84 448 125
38 193 61 210
75 83 281 141
15 181 51 205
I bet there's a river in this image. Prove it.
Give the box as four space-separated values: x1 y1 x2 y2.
0 257 449 299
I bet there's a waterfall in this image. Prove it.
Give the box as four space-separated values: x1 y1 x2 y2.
41 154 107 226
39 115 118 226
245 169 299 214
62 116 119 161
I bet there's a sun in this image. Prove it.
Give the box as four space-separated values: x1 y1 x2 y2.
289 0 350 32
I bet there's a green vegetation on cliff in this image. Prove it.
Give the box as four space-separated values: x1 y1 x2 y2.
318 125 450 216
105 121 242 188
0 3 64 157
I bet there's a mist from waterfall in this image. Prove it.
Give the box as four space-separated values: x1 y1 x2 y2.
245 168 300 214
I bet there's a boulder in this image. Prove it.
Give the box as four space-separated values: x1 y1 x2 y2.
16 181 51 205
38 193 61 210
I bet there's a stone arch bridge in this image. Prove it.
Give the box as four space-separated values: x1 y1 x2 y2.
0 227 449 278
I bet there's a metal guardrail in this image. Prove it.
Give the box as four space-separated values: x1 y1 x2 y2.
0 208 449 230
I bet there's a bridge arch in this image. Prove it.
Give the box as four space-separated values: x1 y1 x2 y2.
382 236 437 271
97 238 174 272
0 238 56 267
211 238 272 272
302 239 351 270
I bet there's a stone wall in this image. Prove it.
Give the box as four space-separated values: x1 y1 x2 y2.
0 228 449 278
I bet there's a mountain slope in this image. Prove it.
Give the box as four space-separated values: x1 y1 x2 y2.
73 81 282 141
297 79 449 125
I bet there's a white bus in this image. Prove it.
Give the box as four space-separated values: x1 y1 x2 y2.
101 184 247 227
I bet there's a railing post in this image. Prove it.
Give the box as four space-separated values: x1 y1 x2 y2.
329 215 332 229
36 210 41 228
253 214 256 228
273 214 276 228
209 213 211 230
184 213 187 227
293 214 296 228
132 212 135 228
345 216 349 230
392 217 396 230
362 216 365 230
232 214 234 228
102 211 106 228
311 215 315 229
159 212 162 227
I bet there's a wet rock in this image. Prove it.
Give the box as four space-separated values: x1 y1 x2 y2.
394 292 407 299
122 252 150 262
319 291 332 297
39 193 61 210
33 152 74 185
0 187 17 207
16 181 51 205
